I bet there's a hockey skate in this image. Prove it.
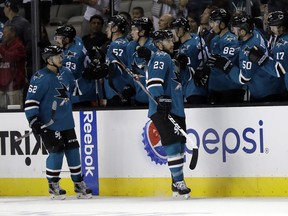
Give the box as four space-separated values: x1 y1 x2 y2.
48 181 66 200
74 181 92 199
172 180 191 199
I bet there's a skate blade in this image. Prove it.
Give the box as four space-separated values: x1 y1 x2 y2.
172 192 190 200
76 193 93 199
50 194 66 200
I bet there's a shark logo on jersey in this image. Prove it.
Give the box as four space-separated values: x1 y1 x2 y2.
66 50 77 59
33 72 44 80
179 44 190 53
56 83 69 105
114 39 126 45
276 38 288 47
225 35 235 42
243 46 250 56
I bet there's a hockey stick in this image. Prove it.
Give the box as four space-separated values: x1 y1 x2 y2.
15 101 57 142
111 56 199 170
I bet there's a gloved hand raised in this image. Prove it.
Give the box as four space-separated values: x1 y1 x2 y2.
29 117 45 135
156 96 172 119
248 46 268 66
207 54 233 74
82 61 109 80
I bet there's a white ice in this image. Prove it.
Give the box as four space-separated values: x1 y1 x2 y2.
0 196 288 216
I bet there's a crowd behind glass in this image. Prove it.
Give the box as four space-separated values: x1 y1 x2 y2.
0 0 287 111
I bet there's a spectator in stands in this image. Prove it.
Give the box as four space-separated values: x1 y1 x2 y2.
158 13 174 30
22 0 51 61
131 6 144 19
78 0 121 36
2 0 32 79
186 12 199 34
82 14 109 59
23 0 52 26
199 4 218 50
151 0 188 31
0 25 26 109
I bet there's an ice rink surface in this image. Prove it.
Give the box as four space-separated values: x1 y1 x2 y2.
0 196 288 216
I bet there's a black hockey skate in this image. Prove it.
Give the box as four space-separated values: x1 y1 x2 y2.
48 181 66 200
74 181 92 199
172 180 191 199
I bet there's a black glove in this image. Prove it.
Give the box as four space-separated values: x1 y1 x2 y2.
175 53 189 70
248 46 268 66
29 117 44 135
207 54 233 74
156 96 172 119
88 46 103 62
137 46 151 62
121 85 136 100
194 66 210 87
82 61 109 80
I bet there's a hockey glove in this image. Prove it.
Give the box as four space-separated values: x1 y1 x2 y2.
248 46 268 66
156 96 172 119
175 53 189 70
88 46 103 62
137 46 151 62
121 85 136 101
29 117 45 135
194 66 210 87
207 54 233 74
82 61 109 80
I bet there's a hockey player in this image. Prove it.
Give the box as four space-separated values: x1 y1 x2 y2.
266 11 288 89
208 12 286 102
171 16 208 104
54 24 101 106
125 17 157 105
147 30 190 198
207 8 246 104
104 15 131 106
24 45 92 200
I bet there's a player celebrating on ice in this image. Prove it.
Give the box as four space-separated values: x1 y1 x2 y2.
146 30 191 199
24 45 92 200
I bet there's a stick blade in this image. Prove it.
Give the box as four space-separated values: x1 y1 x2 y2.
189 149 199 170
